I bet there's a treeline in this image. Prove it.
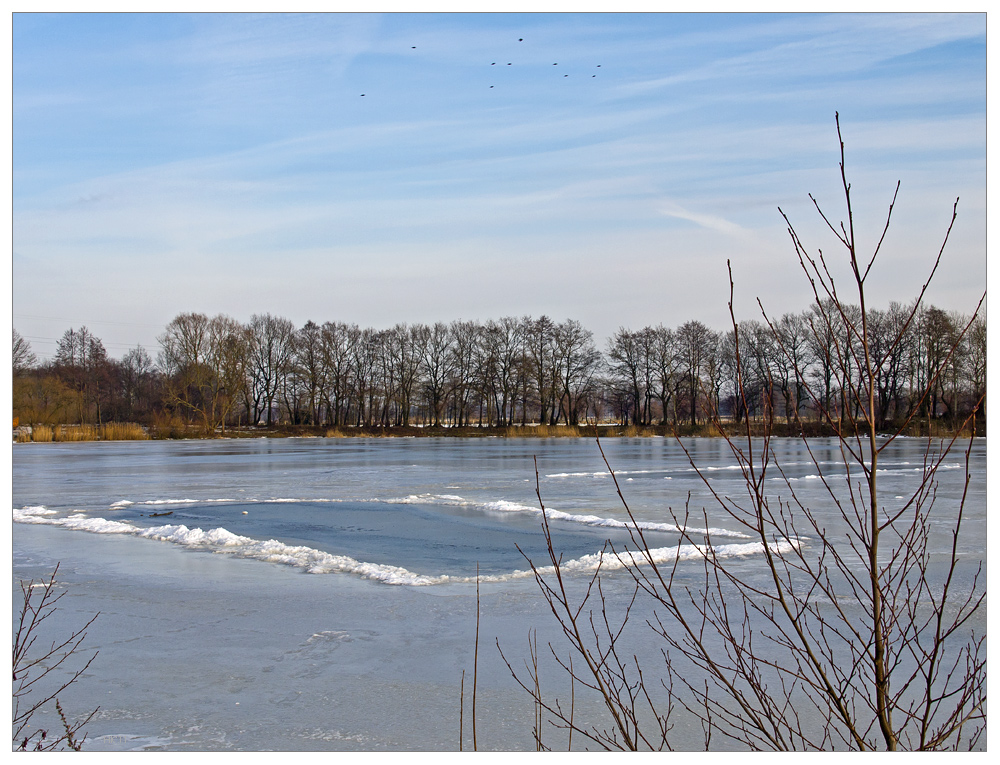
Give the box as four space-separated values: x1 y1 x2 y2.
12 302 985 435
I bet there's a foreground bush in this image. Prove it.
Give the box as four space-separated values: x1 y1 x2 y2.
13 564 99 751
502 116 985 751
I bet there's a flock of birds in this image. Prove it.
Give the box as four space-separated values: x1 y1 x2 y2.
359 36 602 97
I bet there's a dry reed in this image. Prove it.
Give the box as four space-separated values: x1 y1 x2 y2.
98 422 149 440
26 425 53 442
17 423 149 443
504 424 583 438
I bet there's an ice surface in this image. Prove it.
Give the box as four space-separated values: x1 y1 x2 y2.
12 436 985 751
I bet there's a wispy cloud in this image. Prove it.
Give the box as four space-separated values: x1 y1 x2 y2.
622 13 983 97
659 200 749 238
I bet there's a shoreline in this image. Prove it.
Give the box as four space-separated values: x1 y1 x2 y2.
13 420 984 443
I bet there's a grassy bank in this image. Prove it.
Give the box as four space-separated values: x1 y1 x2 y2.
14 420 982 443
29 420 968 443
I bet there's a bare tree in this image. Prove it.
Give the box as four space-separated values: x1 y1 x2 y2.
526 316 559 425
421 322 454 427
207 315 248 433
158 313 245 433
865 301 917 430
805 300 843 421
287 321 326 425
319 321 357 427
502 115 985 751
349 326 382 427
158 312 213 430
395 323 428 426
377 325 408 427
553 319 602 426
54 326 112 424
13 329 36 376
245 313 296 426
963 314 986 426
912 305 955 424
771 312 811 423
449 320 481 427
718 323 769 425
478 317 525 427
118 345 157 422
651 324 682 426
676 320 719 427
607 327 651 426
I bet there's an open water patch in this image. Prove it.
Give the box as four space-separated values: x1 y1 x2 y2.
14 498 766 587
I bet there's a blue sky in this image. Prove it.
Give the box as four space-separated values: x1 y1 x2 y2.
10 12 987 360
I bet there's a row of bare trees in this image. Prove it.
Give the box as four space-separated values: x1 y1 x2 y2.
606 303 984 432
13 299 984 433
153 314 604 431
606 302 984 431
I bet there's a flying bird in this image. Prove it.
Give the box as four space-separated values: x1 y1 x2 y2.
518 38 523 41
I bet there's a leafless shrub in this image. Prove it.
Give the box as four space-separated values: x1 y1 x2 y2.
501 115 985 751
13 564 100 751
499 458 677 750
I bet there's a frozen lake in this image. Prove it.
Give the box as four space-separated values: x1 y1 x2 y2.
12 435 986 751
